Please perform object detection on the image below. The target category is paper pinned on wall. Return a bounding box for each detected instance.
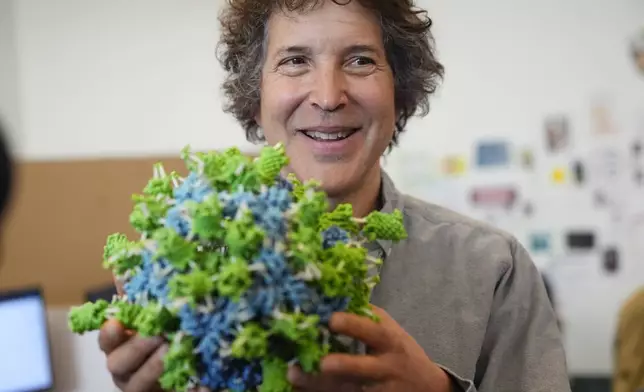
[529,232,552,254]
[545,115,570,153]
[602,247,619,274]
[593,189,609,207]
[520,148,535,170]
[587,146,626,206]
[631,139,644,186]
[475,141,510,168]
[440,155,467,176]
[551,166,567,184]
[635,169,644,186]
[571,160,585,185]
[470,186,517,209]
[630,27,644,75]
[590,96,617,135]
[523,201,535,217]
[631,139,642,158]
[565,230,596,251]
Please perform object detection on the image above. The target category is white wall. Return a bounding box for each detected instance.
[385,0,644,377]
[0,0,21,144]
[1,0,643,388]
[10,0,257,161]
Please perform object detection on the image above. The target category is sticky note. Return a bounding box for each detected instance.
[441,156,467,176]
[551,167,566,184]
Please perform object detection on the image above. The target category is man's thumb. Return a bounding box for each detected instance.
[98,318,127,354]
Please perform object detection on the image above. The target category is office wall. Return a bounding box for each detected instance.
[0,0,21,140]
[0,156,190,305]
[0,0,642,390]
[384,0,644,377]
[10,0,257,161]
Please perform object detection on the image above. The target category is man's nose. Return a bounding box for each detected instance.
[308,66,348,112]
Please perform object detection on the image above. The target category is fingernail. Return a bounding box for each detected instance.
[104,319,120,336]
[287,365,302,384]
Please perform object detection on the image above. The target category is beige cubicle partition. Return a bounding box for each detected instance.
[0,155,191,306]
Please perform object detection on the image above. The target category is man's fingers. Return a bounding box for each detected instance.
[98,319,129,354]
[124,344,168,392]
[369,305,394,323]
[320,353,392,381]
[329,312,391,351]
[106,335,165,379]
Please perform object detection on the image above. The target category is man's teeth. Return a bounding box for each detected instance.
[304,130,354,140]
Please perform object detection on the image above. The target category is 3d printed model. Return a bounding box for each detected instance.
[68,143,407,392]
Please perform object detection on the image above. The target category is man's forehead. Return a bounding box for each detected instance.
[267,1,379,32]
[265,3,383,53]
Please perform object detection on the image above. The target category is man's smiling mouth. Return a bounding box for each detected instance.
[298,127,360,142]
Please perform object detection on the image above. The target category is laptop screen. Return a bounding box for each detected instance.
[0,288,53,392]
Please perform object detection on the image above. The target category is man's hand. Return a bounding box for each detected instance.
[287,305,452,392]
[98,319,168,392]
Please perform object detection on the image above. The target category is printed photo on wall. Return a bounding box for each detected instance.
[590,96,617,135]
[529,232,551,254]
[470,186,517,209]
[602,247,619,274]
[520,148,535,170]
[565,230,596,252]
[631,27,644,75]
[475,141,510,168]
[571,160,585,185]
[544,115,570,153]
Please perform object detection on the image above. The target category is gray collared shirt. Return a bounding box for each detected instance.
[368,171,571,392]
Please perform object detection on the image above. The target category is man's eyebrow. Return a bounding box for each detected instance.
[273,45,312,57]
[343,44,380,56]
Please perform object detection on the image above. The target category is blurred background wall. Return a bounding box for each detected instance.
[0,0,642,391]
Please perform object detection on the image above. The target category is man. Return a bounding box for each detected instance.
[613,287,644,392]
[99,1,571,391]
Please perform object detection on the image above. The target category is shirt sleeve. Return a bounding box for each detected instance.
[440,365,476,391]
[443,237,571,392]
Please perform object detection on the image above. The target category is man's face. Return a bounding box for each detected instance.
[257,0,396,197]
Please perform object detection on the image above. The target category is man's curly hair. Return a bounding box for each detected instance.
[217,0,444,149]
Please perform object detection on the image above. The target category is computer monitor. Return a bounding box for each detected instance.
[0,287,54,392]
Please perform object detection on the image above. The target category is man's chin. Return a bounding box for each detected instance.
[291,167,350,193]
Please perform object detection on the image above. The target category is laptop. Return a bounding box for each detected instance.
[0,287,54,392]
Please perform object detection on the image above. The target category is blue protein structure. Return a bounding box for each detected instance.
[68,143,407,392]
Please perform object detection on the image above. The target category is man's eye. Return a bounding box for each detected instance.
[281,57,307,66]
[349,56,376,67]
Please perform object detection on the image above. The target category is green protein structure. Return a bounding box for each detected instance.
[67,143,407,392]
